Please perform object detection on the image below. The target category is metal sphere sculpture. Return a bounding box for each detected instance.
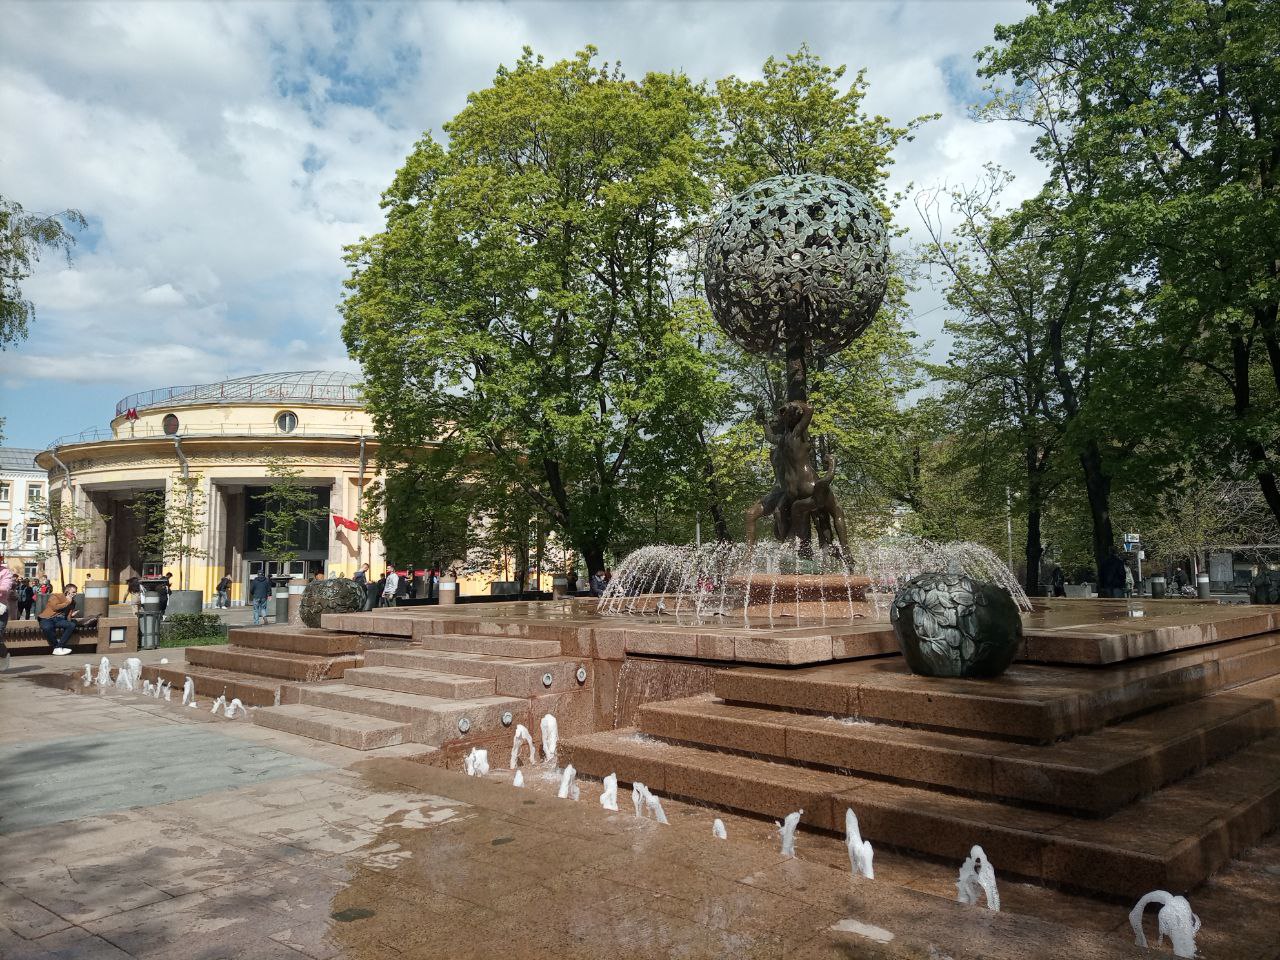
[703,174,890,552]
[298,577,366,628]
[704,173,890,361]
[889,572,1024,678]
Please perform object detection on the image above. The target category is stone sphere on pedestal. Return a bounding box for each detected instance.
[299,577,366,628]
[703,173,890,357]
[1249,569,1280,605]
[889,571,1023,679]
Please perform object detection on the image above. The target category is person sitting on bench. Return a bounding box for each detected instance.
[37,584,80,655]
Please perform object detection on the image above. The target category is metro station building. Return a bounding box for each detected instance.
[34,372,387,605]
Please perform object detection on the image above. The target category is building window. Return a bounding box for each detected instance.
[23,562,37,578]
[0,524,7,544]
[25,524,40,544]
[27,483,42,503]
[162,413,180,435]
[0,481,9,502]
[275,411,298,434]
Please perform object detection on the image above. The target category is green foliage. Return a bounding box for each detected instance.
[360,446,472,569]
[258,459,328,566]
[0,196,86,348]
[30,494,101,590]
[159,613,227,647]
[131,476,208,589]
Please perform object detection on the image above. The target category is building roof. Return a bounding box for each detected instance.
[115,370,363,416]
[0,448,43,473]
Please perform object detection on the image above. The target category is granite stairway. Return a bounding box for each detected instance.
[563,630,1280,898]
[251,633,592,751]
[141,626,363,707]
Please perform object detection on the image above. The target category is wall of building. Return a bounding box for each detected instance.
[0,449,47,578]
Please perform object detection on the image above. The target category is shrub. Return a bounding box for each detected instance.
[160,613,227,647]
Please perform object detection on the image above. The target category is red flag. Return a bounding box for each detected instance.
[331,514,360,532]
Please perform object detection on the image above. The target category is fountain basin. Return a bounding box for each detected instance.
[729,573,870,605]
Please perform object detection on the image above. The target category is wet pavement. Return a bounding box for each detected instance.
[2,652,1279,959]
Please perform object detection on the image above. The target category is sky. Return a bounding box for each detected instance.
[0,0,1044,451]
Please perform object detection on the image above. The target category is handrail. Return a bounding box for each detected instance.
[114,378,363,416]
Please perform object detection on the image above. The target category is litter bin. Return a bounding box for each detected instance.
[271,576,291,624]
[1150,576,1166,599]
[1196,573,1211,599]
[137,590,162,650]
[439,573,457,606]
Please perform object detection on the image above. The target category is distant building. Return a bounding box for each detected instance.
[0,447,46,579]
[33,372,387,605]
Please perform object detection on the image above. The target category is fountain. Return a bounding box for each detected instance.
[114,663,133,691]
[464,748,489,777]
[510,724,536,769]
[599,773,619,811]
[224,697,245,719]
[539,714,558,763]
[210,694,226,716]
[776,810,803,857]
[845,808,874,880]
[95,656,111,689]
[630,782,668,823]
[512,769,524,788]
[956,845,999,911]
[1130,891,1200,958]
[125,657,142,687]
[181,677,195,706]
[556,764,578,800]
[712,819,727,840]
[82,664,93,687]
[142,680,154,696]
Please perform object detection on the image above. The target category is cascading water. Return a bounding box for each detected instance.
[599,534,1031,624]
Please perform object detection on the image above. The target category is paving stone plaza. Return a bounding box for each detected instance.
[3,592,1280,959]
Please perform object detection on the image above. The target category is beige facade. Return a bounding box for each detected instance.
[0,447,46,578]
[34,372,386,604]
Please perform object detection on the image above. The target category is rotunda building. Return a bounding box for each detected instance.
[34,371,386,605]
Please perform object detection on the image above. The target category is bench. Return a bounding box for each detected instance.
[3,615,138,654]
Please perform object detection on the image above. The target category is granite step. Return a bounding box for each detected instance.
[562,727,1280,898]
[640,671,1280,814]
[139,663,299,707]
[342,665,496,699]
[298,683,525,745]
[412,633,563,659]
[364,648,589,697]
[252,703,410,750]
[227,626,363,656]
[185,644,361,682]
[715,632,1280,743]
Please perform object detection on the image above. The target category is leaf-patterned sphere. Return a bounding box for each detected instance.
[890,571,1023,678]
[703,174,890,358]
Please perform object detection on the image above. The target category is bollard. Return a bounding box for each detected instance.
[273,583,290,624]
[1196,573,1211,600]
[439,574,457,606]
[1150,576,1167,600]
[83,580,110,617]
[552,576,568,600]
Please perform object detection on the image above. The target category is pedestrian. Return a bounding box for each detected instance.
[1100,548,1127,599]
[1124,563,1135,598]
[354,563,369,588]
[216,572,232,609]
[37,583,80,654]
[1051,565,1066,598]
[0,556,16,671]
[249,570,272,625]
[158,572,173,619]
[369,572,384,611]
[125,575,142,614]
[589,570,607,596]
[39,575,51,594]
[19,578,36,619]
[381,568,399,607]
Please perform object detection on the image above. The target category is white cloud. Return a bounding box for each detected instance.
[0,0,1044,448]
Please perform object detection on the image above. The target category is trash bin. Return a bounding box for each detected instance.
[1150,576,1166,599]
[439,573,457,606]
[1196,573,1211,599]
[137,592,162,650]
[271,576,291,624]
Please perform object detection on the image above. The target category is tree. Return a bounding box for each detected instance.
[343,48,723,574]
[31,495,100,591]
[1,196,86,348]
[358,447,472,576]
[980,0,1280,529]
[257,460,328,569]
[129,477,209,589]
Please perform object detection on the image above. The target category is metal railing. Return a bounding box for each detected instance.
[115,377,363,416]
[46,422,375,450]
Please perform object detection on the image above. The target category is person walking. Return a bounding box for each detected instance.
[216,573,232,609]
[0,557,16,671]
[158,572,173,619]
[1051,565,1066,598]
[381,568,399,608]
[354,563,369,588]
[19,578,36,619]
[37,583,80,654]
[249,571,271,625]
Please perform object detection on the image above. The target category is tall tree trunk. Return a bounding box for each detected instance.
[1024,507,1043,597]
[1080,440,1114,576]
[582,545,606,580]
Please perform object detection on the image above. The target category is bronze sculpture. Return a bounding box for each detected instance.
[704,174,889,552]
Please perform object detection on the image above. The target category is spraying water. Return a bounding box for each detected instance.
[224,698,245,719]
[956,845,999,911]
[712,819,727,840]
[82,664,93,687]
[210,694,226,716]
[513,769,524,788]
[600,773,619,811]
[463,748,490,777]
[540,714,559,763]
[557,764,578,800]
[181,677,195,707]
[95,657,111,688]
[125,658,142,687]
[600,534,1030,623]
[510,724,536,769]
[845,808,874,880]
[776,810,803,857]
[1130,891,1200,958]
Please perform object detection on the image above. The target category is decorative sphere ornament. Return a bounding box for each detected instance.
[298,577,366,628]
[890,572,1023,678]
[703,173,890,358]
[1249,569,1280,605]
